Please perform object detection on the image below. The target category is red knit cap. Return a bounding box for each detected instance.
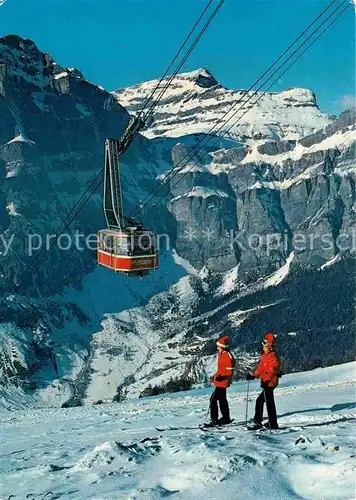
[263,332,275,345]
[216,335,229,349]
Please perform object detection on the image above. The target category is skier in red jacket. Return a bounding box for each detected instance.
[205,335,235,427]
[246,332,281,430]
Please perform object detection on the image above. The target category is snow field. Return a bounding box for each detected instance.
[0,363,355,499]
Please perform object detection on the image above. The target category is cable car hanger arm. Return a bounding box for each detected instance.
[116,116,145,157]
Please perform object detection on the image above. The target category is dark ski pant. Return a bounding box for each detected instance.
[254,386,278,428]
[210,387,230,422]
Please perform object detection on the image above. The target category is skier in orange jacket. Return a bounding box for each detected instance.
[246,332,281,430]
[205,335,235,427]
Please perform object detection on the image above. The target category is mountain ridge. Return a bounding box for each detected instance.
[114,67,331,140]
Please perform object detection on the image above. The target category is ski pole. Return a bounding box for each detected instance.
[245,380,250,426]
[204,388,215,424]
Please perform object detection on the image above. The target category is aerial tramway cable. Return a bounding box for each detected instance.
[37,0,351,307]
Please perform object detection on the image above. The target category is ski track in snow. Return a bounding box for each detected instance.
[0,363,355,500]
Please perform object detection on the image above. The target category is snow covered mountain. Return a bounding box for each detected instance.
[0,35,171,404]
[0,35,354,408]
[114,68,331,140]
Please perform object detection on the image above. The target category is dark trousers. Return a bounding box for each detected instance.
[210,387,230,422]
[254,387,278,428]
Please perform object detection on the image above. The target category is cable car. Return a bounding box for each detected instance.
[97,120,158,276]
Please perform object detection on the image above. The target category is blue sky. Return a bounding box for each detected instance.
[1,0,355,113]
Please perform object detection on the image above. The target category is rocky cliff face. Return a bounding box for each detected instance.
[0,36,354,408]
[0,35,168,297]
[0,35,124,298]
[228,109,355,277]
[0,35,168,405]
[160,108,355,277]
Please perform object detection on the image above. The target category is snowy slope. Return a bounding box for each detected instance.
[114,68,331,141]
[0,362,355,500]
[57,252,352,405]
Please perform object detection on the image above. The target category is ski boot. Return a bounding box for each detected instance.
[217,417,234,426]
[263,422,279,430]
[202,420,218,428]
[247,422,263,431]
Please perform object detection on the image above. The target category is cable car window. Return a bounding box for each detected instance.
[103,235,114,252]
[133,234,153,255]
[116,236,130,256]
[99,232,106,251]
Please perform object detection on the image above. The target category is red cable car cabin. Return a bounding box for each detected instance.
[97,229,158,274]
[97,129,158,276]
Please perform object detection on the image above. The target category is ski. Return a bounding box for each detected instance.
[155,420,244,432]
[155,425,202,432]
[200,424,240,432]
[199,419,248,431]
[246,416,355,433]
[200,418,235,429]
[247,426,287,432]
[155,416,355,434]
